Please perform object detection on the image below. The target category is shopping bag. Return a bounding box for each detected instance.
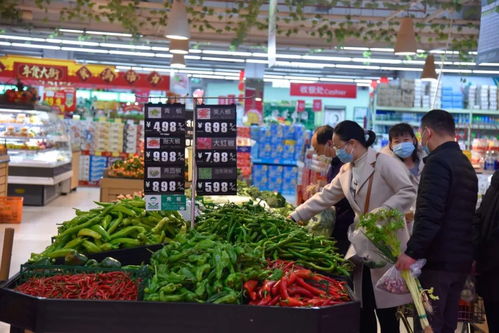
[460,275,477,303]
[304,208,335,237]
[347,223,388,268]
[376,259,426,294]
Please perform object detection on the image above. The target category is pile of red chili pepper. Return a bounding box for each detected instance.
[15,271,138,301]
[244,260,350,307]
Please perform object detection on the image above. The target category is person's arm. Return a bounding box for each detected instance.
[405,159,450,259]
[290,172,346,222]
[377,155,417,214]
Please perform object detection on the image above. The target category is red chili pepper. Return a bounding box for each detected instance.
[294,269,313,279]
[259,280,275,298]
[243,280,259,301]
[280,297,305,307]
[271,280,281,296]
[268,295,280,306]
[287,285,314,298]
[280,277,289,299]
[296,277,326,296]
[287,272,297,285]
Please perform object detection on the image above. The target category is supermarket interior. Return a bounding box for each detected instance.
[0,0,498,332]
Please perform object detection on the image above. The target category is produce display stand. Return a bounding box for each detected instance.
[0,154,8,196]
[99,176,143,202]
[70,150,80,191]
[0,276,360,333]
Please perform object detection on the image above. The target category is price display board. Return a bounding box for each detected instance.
[195,105,237,195]
[144,103,186,210]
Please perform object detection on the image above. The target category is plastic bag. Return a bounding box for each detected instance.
[460,275,476,303]
[376,259,426,294]
[304,208,335,237]
[348,224,388,268]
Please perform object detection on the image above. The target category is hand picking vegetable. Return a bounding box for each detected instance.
[244,260,350,307]
[196,202,350,276]
[144,231,267,304]
[30,197,187,261]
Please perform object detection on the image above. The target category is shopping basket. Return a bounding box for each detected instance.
[0,196,23,223]
[457,297,486,326]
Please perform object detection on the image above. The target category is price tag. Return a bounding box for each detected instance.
[195,104,237,196]
[144,103,186,205]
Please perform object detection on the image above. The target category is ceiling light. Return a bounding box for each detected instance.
[341,46,370,51]
[473,69,499,74]
[439,69,473,73]
[47,39,99,46]
[59,29,133,37]
[302,55,352,62]
[370,48,395,52]
[429,50,459,55]
[319,78,354,82]
[352,58,402,64]
[252,52,268,57]
[165,0,190,40]
[171,54,186,68]
[479,62,499,66]
[247,59,268,64]
[357,83,371,87]
[184,55,201,60]
[276,54,302,59]
[141,67,171,73]
[202,57,245,63]
[203,50,252,57]
[100,43,151,50]
[11,43,60,50]
[453,62,476,66]
[468,51,478,55]
[116,66,132,70]
[403,60,425,65]
[421,54,438,81]
[336,64,380,70]
[0,35,45,42]
[394,17,417,55]
[285,76,319,81]
[169,39,189,54]
[155,53,173,58]
[151,46,170,51]
[188,49,202,53]
[109,50,155,57]
[379,66,423,71]
[61,46,109,53]
[0,41,11,46]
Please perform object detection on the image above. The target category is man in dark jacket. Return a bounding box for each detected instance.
[311,125,355,256]
[396,110,478,333]
[473,170,499,333]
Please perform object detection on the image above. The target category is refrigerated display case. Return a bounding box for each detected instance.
[0,104,72,205]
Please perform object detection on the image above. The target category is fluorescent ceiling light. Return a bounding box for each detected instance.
[62,47,109,53]
[202,57,245,63]
[370,48,395,52]
[151,46,170,51]
[417,49,426,53]
[276,61,324,68]
[252,52,268,57]
[202,50,252,57]
[11,43,60,50]
[402,60,425,65]
[479,63,499,66]
[247,59,268,64]
[354,79,373,83]
[276,54,302,59]
[47,39,99,46]
[357,83,371,87]
[0,41,11,46]
[319,78,354,82]
[469,51,478,55]
[439,69,472,73]
[302,55,351,62]
[453,62,476,66]
[0,35,45,42]
[435,61,454,65]
[285,76,319,81]
[189,49,202,53]
[352,58,402,64]
[58,29,84,33]
[184,55,201,60]
[100,43,151,50]
[59,29,133,37]
[109,50,154,57]
[430,50,459,55]
[341,46,369,51]
[264,75,286,79]
[116,66,132,70]
[473,70,499,74]
[336,64,380,70]
[379,66,423,71]
[141,67,171,73]
[155,53,173,58]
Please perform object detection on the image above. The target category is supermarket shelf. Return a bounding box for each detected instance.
[80,150,134,158]
[9,170,72,185]
[1,135,68,141]
[8,159,71,168]
[0,122,50,127]
[468,109,499,115]
[7,147,58,153]
[252,158,299,166]
[373,120,420,127]
[470,126,499,130]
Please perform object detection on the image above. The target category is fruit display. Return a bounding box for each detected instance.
[107,155,144,179]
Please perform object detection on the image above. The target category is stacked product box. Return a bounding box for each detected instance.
[440,87,464,109]
[124,122,139,154]
[490,86,498,110]
[478,85,489,110]
[281,166,299,195]
[413,80,423,108]
[252,164,269,191]
[79,155,108,182]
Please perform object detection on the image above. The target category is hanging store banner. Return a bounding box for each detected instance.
[312,99,323,112]
[144,103,187,210]
[195,104,238,196]
[296,100,306,113]
[290,83,357,98]
[43,86,76,113]
[0,55,169,92]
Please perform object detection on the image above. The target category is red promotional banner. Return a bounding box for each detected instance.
[296,100,306,113]
[14,62,68,82]
[43,87,76,113]
[312,99,322,112]
[290,83,357,98]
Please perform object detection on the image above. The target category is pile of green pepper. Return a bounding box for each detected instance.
[144,231,267,304]
[31,197,187,261]
[195,202,350,276]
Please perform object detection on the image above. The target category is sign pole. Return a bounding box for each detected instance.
[190,102,197,229]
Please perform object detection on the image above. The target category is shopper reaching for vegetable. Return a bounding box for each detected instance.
[289,120,416,333]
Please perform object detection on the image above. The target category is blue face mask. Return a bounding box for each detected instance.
[421,129,431,155]
[392,142,416,159]
[336,145,354,163]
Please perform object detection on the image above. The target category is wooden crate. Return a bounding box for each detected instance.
[71,151,81,190]
[0,160,8,197]
[99,177,143,202]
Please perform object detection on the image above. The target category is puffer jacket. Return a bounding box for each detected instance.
[406,142,478,273]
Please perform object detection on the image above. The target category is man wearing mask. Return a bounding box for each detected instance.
[396,110,478,333]
[311,125,355,255]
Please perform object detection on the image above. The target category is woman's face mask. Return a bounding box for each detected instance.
[392,141,416,159]
[335,142,355,163]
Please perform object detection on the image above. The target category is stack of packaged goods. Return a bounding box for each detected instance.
[124,121,144,155]
[471,138,499,170]
[440,87,464,109]
[467,85,499,110]
[237,127,252,179]
[250,124,306,195]
[79,154,108,183]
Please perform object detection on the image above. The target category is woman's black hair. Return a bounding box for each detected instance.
[388,123,419,162]
[333,120,376,148]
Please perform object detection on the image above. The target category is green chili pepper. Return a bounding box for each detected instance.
[109,238,141,247]
[109,226,145,240]
[107,212,123,234]
[77,228,102,240]
[82,240,101,253]
[90,225,110,241]
[47,248,77,258]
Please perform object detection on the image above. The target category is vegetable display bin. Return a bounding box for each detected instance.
[99,177,143,202]
[0,273,360,333]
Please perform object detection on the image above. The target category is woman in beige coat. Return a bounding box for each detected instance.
[290,121,416,333]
